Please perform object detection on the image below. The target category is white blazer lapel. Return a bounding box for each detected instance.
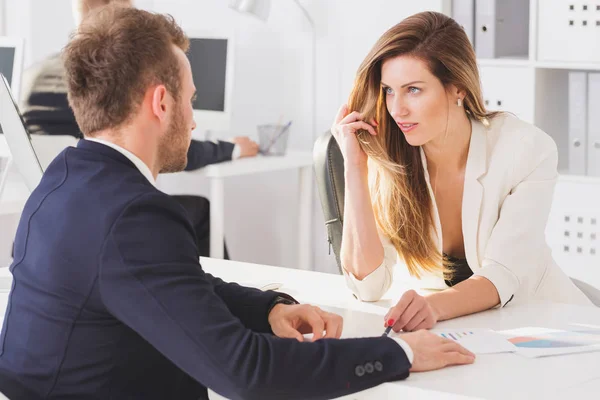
[462,120,487,269]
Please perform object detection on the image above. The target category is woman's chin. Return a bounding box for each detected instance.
[403,134,427,147]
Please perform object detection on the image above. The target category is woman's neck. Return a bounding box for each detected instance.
[422,113,472,174]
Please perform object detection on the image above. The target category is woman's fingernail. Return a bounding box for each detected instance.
[387,319,395,327]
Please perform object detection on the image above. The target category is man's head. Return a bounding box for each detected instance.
[64,5,197,173]
[72,0,133,26]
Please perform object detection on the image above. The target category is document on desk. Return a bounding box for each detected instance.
[498,327,600,358]
[392,329,517,355]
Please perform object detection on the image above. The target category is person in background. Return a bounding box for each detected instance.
[332,11,590,334]
[18,0,259,258]
[0,6,474,399]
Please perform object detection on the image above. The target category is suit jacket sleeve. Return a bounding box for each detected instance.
[203,272,296,333]
[99,192,411,400]
[185,139,235,171]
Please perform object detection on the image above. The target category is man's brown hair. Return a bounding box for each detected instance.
[75,0,133,21]
[64,5,189,136]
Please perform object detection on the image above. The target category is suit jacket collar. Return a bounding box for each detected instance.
[77,139,138,171]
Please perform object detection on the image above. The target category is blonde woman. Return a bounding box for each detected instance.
[331,11,590,333]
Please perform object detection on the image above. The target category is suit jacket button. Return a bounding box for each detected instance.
[364,362,374,374]
[374,361,383,372]
[355,365,366,377]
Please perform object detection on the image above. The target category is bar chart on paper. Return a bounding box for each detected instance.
[394,329,517,355]
[439,331,475,341]
[434,329,517,354]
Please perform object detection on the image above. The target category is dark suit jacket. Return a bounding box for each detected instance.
[0,140,411,400]
[18,54,234,171]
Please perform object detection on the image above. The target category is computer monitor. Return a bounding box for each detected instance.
[0,36,25,101]
[0,73,43,192]
[186,30,234,137]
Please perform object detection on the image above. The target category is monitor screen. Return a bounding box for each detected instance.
[187,38,228,112]
[0,46,15,89]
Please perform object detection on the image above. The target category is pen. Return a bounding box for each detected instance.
[262,121,292,154]
[382,319,394,337]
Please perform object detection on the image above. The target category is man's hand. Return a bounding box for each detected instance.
[385,290,439,332]
[401,330,475,372]
[231,136,259,158]
[268,304,343,342]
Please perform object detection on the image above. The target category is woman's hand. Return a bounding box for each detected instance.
[330,104,377,168]
[385,290,439,332]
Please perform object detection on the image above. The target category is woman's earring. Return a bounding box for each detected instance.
[457,98,462,107]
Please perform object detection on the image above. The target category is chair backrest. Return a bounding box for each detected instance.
[571,278,600,307]
[546,175,600,293]
[313,130,345,273]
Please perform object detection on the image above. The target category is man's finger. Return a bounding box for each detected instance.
[442,342,475,358]
[322,313,342,339]
[443,351,476,367]
[305,309,325,341]
[336,316,344,338]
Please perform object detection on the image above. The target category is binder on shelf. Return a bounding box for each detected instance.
[568,72,587,175]
[475,0,530,59]
[451,0,475,46]
[588,73,600,177]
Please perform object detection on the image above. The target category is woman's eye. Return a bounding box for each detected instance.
[408,86,421,94]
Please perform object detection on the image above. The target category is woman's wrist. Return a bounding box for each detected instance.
[344,160,368,179]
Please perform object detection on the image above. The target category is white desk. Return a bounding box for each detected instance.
[200,257,600,400]
[159,151,314,270]
[0,260,599,399]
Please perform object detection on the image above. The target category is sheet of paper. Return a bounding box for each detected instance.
[392,328,517,355]
[498,327,600,358]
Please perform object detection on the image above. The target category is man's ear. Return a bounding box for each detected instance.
[150,85,169,123]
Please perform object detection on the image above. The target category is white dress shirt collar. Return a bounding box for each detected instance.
[86,138,156,187]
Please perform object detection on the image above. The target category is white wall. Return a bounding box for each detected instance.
[1,0,449,273]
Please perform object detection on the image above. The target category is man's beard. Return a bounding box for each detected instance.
[158,103,189,174]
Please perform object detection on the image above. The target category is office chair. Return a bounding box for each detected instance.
[313,130,345,274]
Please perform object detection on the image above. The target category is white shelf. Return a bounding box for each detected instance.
[477,58,600,72]
[534,61,600,72]
[478,57,532,68]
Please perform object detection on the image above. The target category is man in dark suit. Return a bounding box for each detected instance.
[17,0,258,258]
[0,5,474,400]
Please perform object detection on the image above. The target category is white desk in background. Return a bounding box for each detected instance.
[158,151,314,270]
[0,135,78,217]
[0,173,28,217]
[199,257,600,400]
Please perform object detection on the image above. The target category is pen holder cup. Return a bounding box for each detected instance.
[258,124,290,156]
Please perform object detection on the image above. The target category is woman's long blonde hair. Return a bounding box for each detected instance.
[348,11,498,277]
